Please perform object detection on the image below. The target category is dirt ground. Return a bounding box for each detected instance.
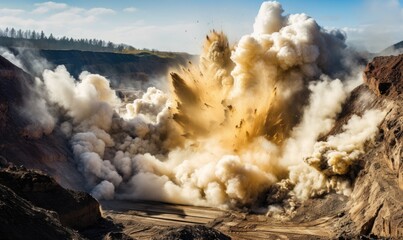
[100,198,347,240]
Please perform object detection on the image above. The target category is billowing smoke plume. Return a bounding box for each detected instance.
[39,1,385,209]
[43,66,120,129]
[18,81,56,139]
[288,109,385,200]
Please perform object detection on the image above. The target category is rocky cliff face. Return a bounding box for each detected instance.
[0,165,101,229]
[329,54,403,238]
[364,55,402,98]
[348,54,403,238]
[0,164,101,239]
[276,55,403,239]
[0,183,85,240]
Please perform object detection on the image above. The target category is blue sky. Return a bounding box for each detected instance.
[0,0,401,53]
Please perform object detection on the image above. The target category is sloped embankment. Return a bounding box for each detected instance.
[323,54,403,238]
[347,54,403,238]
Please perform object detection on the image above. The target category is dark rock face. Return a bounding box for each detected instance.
[0,184,84,240]
[0,166,102,229]
[79,216,132,240]
[364,55,403,98]
[0,55,34,139]
[152,225,231,240]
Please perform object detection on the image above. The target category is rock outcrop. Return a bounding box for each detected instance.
[287,54,402,239]
[0,163,103,239]
[0,183,84,240]
[335,54,403,238]
[152,225,231,240]
[0,166,102,229]
[364,55,403,98]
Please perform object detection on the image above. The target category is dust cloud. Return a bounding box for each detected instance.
[38,1,385,209]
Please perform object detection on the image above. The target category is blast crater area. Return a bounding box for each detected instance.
[0,1,402,240]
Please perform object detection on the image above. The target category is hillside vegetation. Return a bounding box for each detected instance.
[0,27,189,58]
[0,28,194,89]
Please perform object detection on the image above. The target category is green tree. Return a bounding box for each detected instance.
[16,29,23,38]
[31,30,37,39]
[10,28,16,38]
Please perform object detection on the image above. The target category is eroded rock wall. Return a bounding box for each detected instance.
[347,54,403,238]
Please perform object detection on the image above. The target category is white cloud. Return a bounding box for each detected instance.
[0,5,116,33]
[32,1,68,14]
[123,7,137,13]
[340,27,364,34]
[354,0,403,52]
[326,0,403,52]
[87,8,116,16]
[0,16,41,30]
[0,8,25,16]
[46,8,97,26]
